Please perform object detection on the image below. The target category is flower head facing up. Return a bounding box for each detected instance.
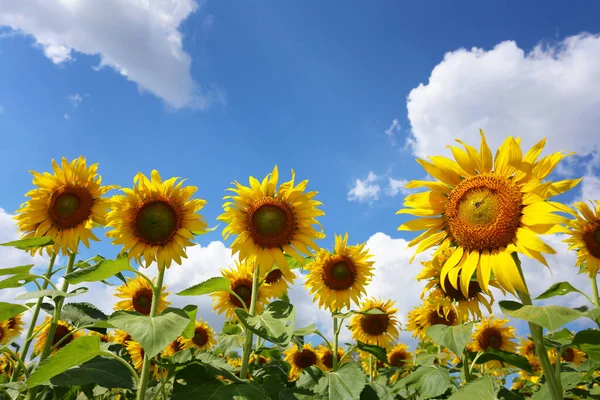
[350,298,400,347]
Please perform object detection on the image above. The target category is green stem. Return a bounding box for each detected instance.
[100,351,140,386]
[462,349,471,383]
[591,275,600,309]
[332,314,339,370]
[369,354,373,383]
[240,264,261,379]
[136,266,166,400]
[469,351,483,375]
[555,347,563,385]
[1,348,28,379]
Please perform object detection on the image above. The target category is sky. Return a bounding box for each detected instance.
[1,0,600,351]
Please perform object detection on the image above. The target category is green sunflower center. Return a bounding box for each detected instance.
[49,186,94,229]
[294,349,317,369]
[323,258,356,291]
[360,310,390,336]
[132,289,153,315]
[55,193,81,218]
[247,198,295,248]
[193,327,208,347]
[135,201,180,245]
[253,204,288,236]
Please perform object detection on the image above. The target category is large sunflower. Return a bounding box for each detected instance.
[549,347,587,366]
[15,157,115,255]
[388,343,413,369]
[218,166,325,275]
[34,317,82,355]
[406,300,459,340]
[397,132,579,295]
[180,320,216,352]
[162,337,184,357]
[471,315,517,353]
[565,201,600,277]
[305,233,374,311]
[106,170,208,269]
[212,262,268,320]
[517,337,536,357]
[114,275,170,316]
[259,265,296,300]
[283,343,323,381]
[316,345,345,371]
[350,298,400,347]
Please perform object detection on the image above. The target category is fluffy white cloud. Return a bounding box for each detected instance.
[67,93,83,108]
[384,119,401,146]
[386,177,409,197]
[579,173,600,203]
[0,208,51,271]
[0,0,212,109]
[406,33,600,159]
[348,171,381,203]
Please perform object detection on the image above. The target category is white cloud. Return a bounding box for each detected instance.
[67,93,83,108]
[579,173,600,203]
[0,208,51,270]
[406,33,600,159]
[384,119,401,146]
[348,171,381,203]
[63,113,70,120]
[0,0,214,109]
[386,177,409,197]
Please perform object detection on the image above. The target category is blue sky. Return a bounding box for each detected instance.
[1,1,600,348]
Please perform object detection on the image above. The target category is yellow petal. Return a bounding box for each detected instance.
[460,251,480,298]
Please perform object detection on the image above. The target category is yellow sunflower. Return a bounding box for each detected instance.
[162,337,184,357]
[305,233,374,311]
[315,345,345,371]
[34,317,82,355]
[517,337,536,357]
[15,157,115,255]
[397,131,579,295]
[350,298,400,347]
[218,166,325,275]
[283,343,323,381]
[406,300,459,340]
[549,347,587,366]
[5,314,25,340]
[113,330,132,345]
[388,343,413,368]
[249,355,270,365]
[180,320,216,352]
[0,322,10,345]
[125,340,165,380]
[359,350,385,380]
[88,330,113,343]
[259,265,296,300]
[471,315,517,353]
[565,201,600,277]
[106,170,208,269]
[212,262,268,320]
[114,275,170,316]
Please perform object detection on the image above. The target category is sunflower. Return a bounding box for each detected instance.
[565,201,600,277]
[350,298,400,347]
[397,131,579,295]
[316,345,345,371]
[305,233,374,311]
[218,166,325,275]
[0,354,14,378]
[406,300,459,340]
[15,157,115,255]
[113,330,132,345]
[388,343,413,368]
[88,330,113,343]
[5,314,25,340]
[517,337,536,357]
[33,317,82,355]
[260,265,296,300]
[114,275,170,315]
[212,262,268,320]
[471,315,517,353]
[283,343,323,381]
[106,170,208,269]
[0,322,9,345]
[180,320,216,352]
[125,340,165,380]
[359,350,386,380]
[162,337,184,357]
[249,355,270,365]
[549,347,587,366]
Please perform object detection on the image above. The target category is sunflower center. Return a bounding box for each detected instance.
[0,326,5,341]
[49,186,94,229]
[389,351,407,367]
[294,349,317,369]
[132,288,153,315]
[321,350,334,369]
[247,198,295,248]
[265,269,283,284]
[230,281,253,308]
[479,328,503,350]
[171,340,182,353]
[7,317,17,330]
[430,308,457,326]
[360,310,390,336]
[441,276,482,301]
[562,348,574,362]
[323,258,356,291]
[52,325,73,348]
[134,201,180,245]
[582,223,600,259]
[444,174,522,252]
[193,327,208,347]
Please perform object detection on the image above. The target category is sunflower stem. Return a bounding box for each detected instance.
[240,263,261,379]
[369,354,373,383]
[462,349,471,383]
[514,254,563,400]
[12,253,56,382]
[591,274,600,309]
[332,314,339,370]
[136,266,166,400]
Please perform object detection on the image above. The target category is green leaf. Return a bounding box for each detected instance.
[177,277,232,296]
[535,281,588,300]
[532,372,584,400]
[50,356,134,389]
[332,309,385,319]
[473,348,532,373]
[572,329,600,360]
[283,254,315,270]
[108,307,190,358]
[360,383,394,400]
[297,366,324,391]
[395,366,451,399]
[0,265,34,276]
[448,376,495,399]
[64,256,134,285]
[191,225,219,236]
[293,323,318,337]
[356,341,388,364]
[60,303,108,327]
[499,300,598,331]
[181,305,198,339]
[0,274,36,290]
[217,327,244,355]
[315,363,366,400]
[0,302,28,321]
[0,236,53,250]
[426,323,473,355]
[14,287,88,301]
[544,328,574,347]
[26,336,102,388]
[235,300,296,346]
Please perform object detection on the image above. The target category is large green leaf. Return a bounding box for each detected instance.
[181,305,198,339]
[0,237,53,250]
[333,309,385,319]
[26,336,102,388]
[217,322,244,355]
[293,323,318,337]
[108,308,190,358]
[235,301,295,346]
[14,287,88,301]
[64,256,134,284]
[544,328,574,347]
[532,372,584,400]
[356,341,388,364]
[499,301,598,331]
[0,265,34,276]
[177,277,233,296]
[50,356,134,389]
[297,366,324,392]
[572,329,600,360]
[0,274,37,290]
[395,366,452,399]
[0,302,27,321]
[474,348,532,373]
[60,303,108,327]
[360,382,394,400]
[448,376,495,399]
[315,363,366,400]
[535,282,588,300]
[426,323,473,355]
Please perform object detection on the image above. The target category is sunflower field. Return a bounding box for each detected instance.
[2,132,600,400]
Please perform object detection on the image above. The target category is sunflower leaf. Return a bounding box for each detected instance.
[572,329,600,360]
[0,274,37,290]
[394,366,452,398]
[235,301,296,346]
[65,256,134,285]
[332,309,385,319]
[60,302,108,328]
[50,356,135,389]
[0,265,34,276]
[181,305,198,339]
[448,376,495,400]
[535,282,588,300]
[0,302,28,321]
[499,301,599,331]
[191,225,219,236]
[426,323,473,356]
[0,236,53,251]
[293,323,318,337]
[315,363,366,400]
[177,277,233,297]
[356,341,388,364]
[473,348,532,373]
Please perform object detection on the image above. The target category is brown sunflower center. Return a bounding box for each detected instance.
[193,327,209,347]
[49,186,94,229]
[562,348,574,362]
[230,280,253,308]
[294,349,317,369]
[360,310,390,336]
[389,350,408,367]
[429,308,457,326]
[6,317,18,330]
[478,327,503,350]
[246,198,295,248]
[444,174,522,252]
[52,324,73,348]
[132,288,153,315]
[0,326,5,341]
[323,257,356,291]
[134,200,180,245]
[583,223,600,259]
[265,269,283,284]
[321,350,334,369]
[441,276,482,301]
